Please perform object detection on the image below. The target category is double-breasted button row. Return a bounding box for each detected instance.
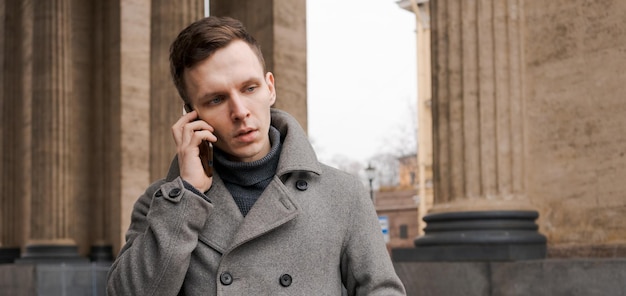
[219,272,292,287]
[295,180,308,191]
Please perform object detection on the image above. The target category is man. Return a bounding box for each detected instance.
[107,16,406,295]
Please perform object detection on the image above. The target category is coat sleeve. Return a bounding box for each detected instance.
[340,183,407,296]
[106,176,213,296]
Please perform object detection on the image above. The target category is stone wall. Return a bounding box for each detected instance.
[420,0,626,258]
[394,259,626,296]
[523,0,626,255]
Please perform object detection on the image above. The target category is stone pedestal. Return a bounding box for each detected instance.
[0,247,21,264]
[394,210,546,261]
[89,243,114,263]
[394,259,626,296]
[16,240,87,264]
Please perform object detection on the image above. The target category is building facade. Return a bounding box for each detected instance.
[0,0,307,262]
[374,154,426,251]
[399,0,626,259]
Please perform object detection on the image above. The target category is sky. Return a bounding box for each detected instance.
[306,0,418,166]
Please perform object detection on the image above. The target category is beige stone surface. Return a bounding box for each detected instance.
[149,0,204,180]
[117,0,152,253]
[426,0,626,254]
[523,0,626,249]
[429,0,530,212]
[30,0,75,242]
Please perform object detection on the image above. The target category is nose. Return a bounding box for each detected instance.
[230,93,250,121]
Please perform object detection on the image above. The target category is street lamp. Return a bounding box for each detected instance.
[364,163,376,201]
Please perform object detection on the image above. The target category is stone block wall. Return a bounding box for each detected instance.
[523,0,626,255]
[394,259,626,296]
[0,263,110,296]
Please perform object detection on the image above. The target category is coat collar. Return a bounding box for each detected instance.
[270,108,322,177]
[164,108,321,253]
[227,176,300,252]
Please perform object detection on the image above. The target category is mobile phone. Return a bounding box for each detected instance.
[183,104,213,177]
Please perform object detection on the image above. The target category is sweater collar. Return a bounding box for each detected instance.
[213,126,281,186]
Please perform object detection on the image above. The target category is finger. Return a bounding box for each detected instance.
[185,119,214,133]
[181,120,215,147]
[190,130,218,145]
[172,110,199,144]
[180,121,204,148]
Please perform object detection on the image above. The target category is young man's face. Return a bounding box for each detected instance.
[183,40,276,162]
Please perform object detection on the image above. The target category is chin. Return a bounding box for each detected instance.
[231,146,263,162]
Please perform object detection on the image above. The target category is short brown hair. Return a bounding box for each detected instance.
[169,16,266,103]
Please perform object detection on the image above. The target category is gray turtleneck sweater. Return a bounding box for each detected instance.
[212,126,282,216]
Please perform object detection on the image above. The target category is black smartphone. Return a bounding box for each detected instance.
[184,104,213,177]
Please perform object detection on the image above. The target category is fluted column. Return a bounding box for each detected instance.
[3,0,35,260]
[396,0,546,261]
[430,0,530,212]
[150,0,204,180]
[17,0,85,262]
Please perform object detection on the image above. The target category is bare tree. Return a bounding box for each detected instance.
[368,153,400,188]
[366,99,418,188]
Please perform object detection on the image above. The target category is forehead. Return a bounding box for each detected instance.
[183,40,265,94]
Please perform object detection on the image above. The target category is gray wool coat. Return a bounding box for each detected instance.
[107,109,406,296]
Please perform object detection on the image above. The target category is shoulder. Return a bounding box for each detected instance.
[317,163,369,199]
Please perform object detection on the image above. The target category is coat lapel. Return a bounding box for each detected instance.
[227,176,300,252]
[197,174,244,254]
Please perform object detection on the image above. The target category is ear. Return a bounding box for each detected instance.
[265,72,276,105]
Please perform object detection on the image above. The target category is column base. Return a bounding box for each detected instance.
[0,247,21,264]
[393,210,547,261]
[89,244,114,263]
[15,241,88,264]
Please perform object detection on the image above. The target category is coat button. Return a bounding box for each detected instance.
[279,274,292,287]
[169,188,181,198]
[155,190,163,197]
[220,272,233,285]
[295,180,308,191]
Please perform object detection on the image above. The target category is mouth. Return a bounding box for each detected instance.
[234,128,258,142]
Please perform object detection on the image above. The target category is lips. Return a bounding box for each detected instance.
[234,128,258,143]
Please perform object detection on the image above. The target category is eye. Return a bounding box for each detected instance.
[244,85,257,93]
[208,96,224,106]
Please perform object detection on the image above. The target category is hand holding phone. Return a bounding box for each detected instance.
[172,105,216,192]
[183,104,213,178]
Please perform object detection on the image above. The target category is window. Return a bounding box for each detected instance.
[399,224,408,239]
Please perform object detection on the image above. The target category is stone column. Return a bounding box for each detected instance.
[17,0,86,263]
[209,0,308,132]
[150,0,204,180]
[1,0,34,264]
[397,0,546,261]
[107,0,152,256]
